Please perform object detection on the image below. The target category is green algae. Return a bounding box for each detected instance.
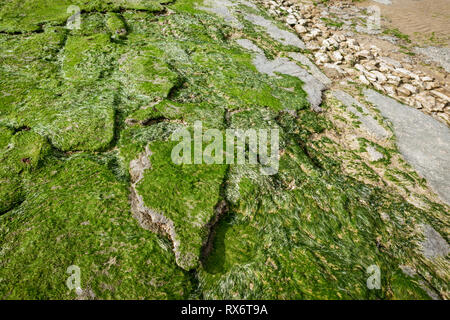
[0,126,13,149]
[0,129,50,215]
[0,29,66,124]
[118,122,185,173]
[0,0,169,33]
[0,174,22,214]
[196,102,447,299]
[0,127,24,213]
[118,47,180,101]
[62,34,117,82]
[0,0,74,33]
[137,140,228,270]
[128,100,226,129]
[126,105,165,125]
[199,143,440,299]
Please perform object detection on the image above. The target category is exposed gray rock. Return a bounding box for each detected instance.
[378,35,398,44]
[415,46,450,73]
[332,90,390,140]
[198,0,257,30]
[235,38,264,54]
[356,25,382,35]
[378,56,402,68]
[364,89,450,205]
[421,224,450,260]
[244,13,306,49]
[237,39,325,111]
[198,0,243,29]
[288,52,332,86]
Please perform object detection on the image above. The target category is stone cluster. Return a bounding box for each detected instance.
[258,0,450,125]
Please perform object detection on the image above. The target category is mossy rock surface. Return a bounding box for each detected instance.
[137,140,228,270]
[0,0,168,32]
[0,157,192,299]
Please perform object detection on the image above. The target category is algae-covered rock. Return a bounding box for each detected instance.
[0,0,448,300]
[135,140,228,270]
[0,157,192,299]
[0,127,24,213]
[0,0,74,33]
[62,34,116,82]
[0,29,66,125]
[198,120,439,299]
[1,29,117,152]
[119,46,180,102]
[0,174,22,214]
[126,100,226,129]
[46,87,117,152]
[0,0,169,33]
[0,126,13,149]
[106,13,127,40]
[0,130,51,174]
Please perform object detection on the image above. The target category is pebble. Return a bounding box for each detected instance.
[294,24,307,34]
[315,52,329,64]
[359,74,370,85]
[372,71,387,84]
[430,90,450,103]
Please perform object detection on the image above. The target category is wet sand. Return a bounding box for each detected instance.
[361,0,450,46]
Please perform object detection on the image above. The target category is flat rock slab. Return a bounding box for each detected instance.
[199,0,305,49]
[288,52,332,87]
[332,90,390,140]
[421,224,450,260]
[364,89,450,205]
[244,13,306,49]
[199,0,245,29]
[198,0,258,30]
